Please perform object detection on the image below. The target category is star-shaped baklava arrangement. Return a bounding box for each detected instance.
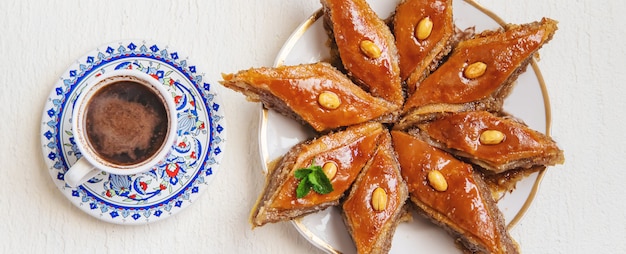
[220,0,564,253]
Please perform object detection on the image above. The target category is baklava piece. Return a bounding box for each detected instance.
[392,130,520,254]
[393,0,455,94]
[321,0,404,107]
[411,111,565,174]
[250,122,385,227]
[342,130,408,254]
[220,62,398,132]
[398,18,558,128]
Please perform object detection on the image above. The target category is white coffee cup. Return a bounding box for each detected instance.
[66,69,178,187]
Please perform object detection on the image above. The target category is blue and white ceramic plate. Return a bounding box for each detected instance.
[41,40,226,225]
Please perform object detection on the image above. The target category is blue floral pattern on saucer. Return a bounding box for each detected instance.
[40,40,226,224]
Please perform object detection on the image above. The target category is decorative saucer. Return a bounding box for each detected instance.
[40,40,226,225]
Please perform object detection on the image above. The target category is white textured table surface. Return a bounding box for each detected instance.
[1,0,625,253]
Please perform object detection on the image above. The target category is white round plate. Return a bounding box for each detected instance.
[41,40,226,225]
[260,0,551,253]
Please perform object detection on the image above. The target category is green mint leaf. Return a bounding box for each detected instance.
[310,165,323,172]
[310,169,333,194]
[296,177,312,198]
[293,160,334,198]
[308,169,321,186]
[294,168,312,180]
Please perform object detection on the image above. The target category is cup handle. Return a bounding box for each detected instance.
[65,157,101,187]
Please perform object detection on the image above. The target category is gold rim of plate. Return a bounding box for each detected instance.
[260,0,552,252]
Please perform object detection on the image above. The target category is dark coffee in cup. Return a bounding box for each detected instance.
[84,78,169,166]
[66,70,177,187]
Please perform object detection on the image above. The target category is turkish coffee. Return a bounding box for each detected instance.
[84,79,169,166]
